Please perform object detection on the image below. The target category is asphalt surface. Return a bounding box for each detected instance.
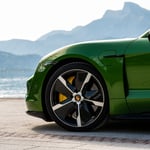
[1,98,150,150]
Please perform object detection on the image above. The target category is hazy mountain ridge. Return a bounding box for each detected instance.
[0,39,43,55]
[0,51,41,70]
[0,2,150,56]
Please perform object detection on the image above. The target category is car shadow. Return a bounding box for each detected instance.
[32,119,150,142]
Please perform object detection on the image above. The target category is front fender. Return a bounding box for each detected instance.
[97,55,129,115]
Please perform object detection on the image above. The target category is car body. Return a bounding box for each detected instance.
[26,30,150,131]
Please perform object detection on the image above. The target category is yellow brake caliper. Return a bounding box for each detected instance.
[59,76,75,102]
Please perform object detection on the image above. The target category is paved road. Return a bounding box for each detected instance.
[0,98,150,150]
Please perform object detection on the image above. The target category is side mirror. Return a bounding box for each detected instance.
[148,32,150,41]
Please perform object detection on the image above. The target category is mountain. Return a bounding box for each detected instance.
[0,51,41,70]
[0,39,43,55]
[0,2,150,56]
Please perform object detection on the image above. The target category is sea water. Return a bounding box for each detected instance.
[0,77,27,98]
[0,69,34,98]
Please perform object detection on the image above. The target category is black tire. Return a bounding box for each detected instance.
[45,62,108,131]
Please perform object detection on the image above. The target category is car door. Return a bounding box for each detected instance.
[125,36,150,113]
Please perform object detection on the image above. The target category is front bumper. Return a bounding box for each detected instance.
[26,73,53,122]
[26,111,50,121]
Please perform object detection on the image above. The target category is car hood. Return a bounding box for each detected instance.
[40,38,137,62]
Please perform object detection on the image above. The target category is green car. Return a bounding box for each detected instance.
[26,30,150,131]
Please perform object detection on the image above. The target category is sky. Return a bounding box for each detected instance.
[0,0,149,41]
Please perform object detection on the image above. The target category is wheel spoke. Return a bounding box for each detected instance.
[55,76,74,97]
[74,72,85,92]
[80,102,93,123]
[53,99,73,111]
[84,90,98,99]
[53,101,76,122]
[76,103,82,127]
[80,72,92,92]
[84,98,104,107]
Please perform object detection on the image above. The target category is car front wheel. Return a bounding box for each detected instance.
[45,62,108,131]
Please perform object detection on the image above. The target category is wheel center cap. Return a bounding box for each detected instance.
[75,95,81,101]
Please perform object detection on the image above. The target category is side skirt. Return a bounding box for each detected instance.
[111,113,150,120]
